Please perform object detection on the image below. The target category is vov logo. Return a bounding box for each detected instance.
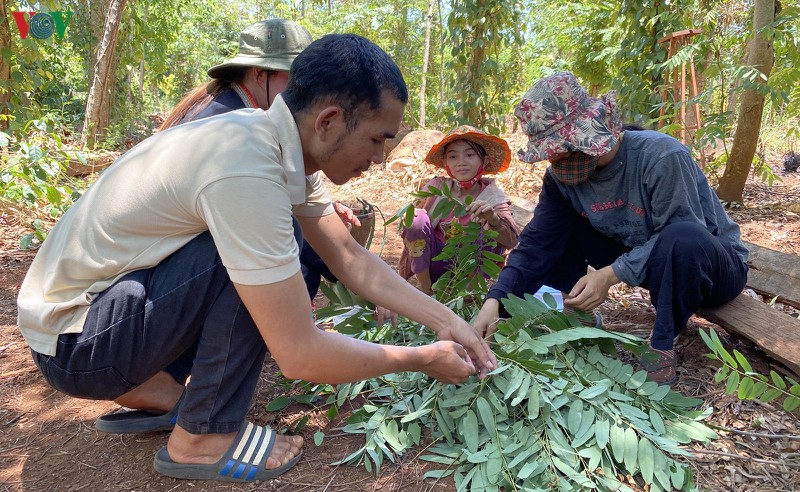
[11,11,73,40]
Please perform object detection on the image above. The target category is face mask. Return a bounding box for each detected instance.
[446,164,485,190]
[550,152,600,185]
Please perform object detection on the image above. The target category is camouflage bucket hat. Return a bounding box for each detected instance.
[424,125,511,174]
[207,19,312,78]
[514,71,622,163]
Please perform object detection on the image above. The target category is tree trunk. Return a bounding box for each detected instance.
[463,0,487,124]
[716,0,775,204]
[437,0,445,115]
[82,0,128,148]
[419,0,434,128]
[0,0,12,130]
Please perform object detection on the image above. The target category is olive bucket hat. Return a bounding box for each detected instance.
[424,125,511,174]
[207,19,313,79]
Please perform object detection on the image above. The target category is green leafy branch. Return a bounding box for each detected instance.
[264,186,722,490]
[699,328,800,413]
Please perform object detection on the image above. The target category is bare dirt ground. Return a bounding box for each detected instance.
[1,138,800,491]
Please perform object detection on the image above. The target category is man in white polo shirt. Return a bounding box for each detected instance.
[17,34,496,483]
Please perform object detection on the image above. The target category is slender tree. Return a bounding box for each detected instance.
[82,0,128,147]
[716,0,776,203]
[0,0,12,130]
[419,0,433,127]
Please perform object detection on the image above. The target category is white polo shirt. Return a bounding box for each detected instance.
[17,95,333,356]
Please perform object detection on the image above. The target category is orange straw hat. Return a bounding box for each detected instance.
[424,125,511,174]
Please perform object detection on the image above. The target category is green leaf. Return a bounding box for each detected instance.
[771,370,788,390]
[403,205,415,228]
[578,384,609,401]
[423,469,454,479]
[526,385,540,420]
[649,409,666,435]
[510,374,532,407]
[610,424,626,462]
[578,446,602,471]
[784,396,800,413]
[476,397,496,438]
[567,400,583,435]
[595,417,610,449]
[518,460,540,479]
[552,456,579,477]
[661,391,703,408]
[19,233,34,250]
[725,371,741,395]
[733,350,753,373]
[314,430,325,446]
[738,377,755,400]
[626,369,648,389]
[761,388,783,403]
[265,396,292,412]
[503,370,524,400]
[461,409,480,453]
[749,381,769,399]
[486,447,502,483]
[638,438,655,483]
[623,426,638,471]
[671,464,686,489]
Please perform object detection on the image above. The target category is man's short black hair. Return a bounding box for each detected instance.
[283,34,408,129]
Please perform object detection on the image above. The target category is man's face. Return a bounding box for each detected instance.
[315,92,405,185]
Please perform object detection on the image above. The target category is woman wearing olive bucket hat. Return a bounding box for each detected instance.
[159,19,358,306]
[472,72,748,385]
[398,126,521,294]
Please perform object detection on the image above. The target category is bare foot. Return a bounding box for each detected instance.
[167,425,304,470]
[113,370,184,414]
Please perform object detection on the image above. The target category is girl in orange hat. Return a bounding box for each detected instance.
[399,126,520,294]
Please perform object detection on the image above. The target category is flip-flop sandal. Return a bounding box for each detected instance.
[153,421,302,482]
[639,348,677,385]
[94,391,185,434]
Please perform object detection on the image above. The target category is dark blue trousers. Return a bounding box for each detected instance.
[300,242,337,299]
[32,231,279,435]
[541,220,747,351]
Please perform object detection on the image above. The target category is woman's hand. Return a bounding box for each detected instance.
[333,202,361,230]
[465,200,500,229]
[473,298,501,340]
[373,305,398,327]
[562,266,619,312]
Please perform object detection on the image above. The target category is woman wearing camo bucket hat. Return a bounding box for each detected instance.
[398,126,521,294]
[473,71,749,385]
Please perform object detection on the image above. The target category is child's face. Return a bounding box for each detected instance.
[444,140,485,181]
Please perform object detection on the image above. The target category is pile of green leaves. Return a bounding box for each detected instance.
[276,188,718,491]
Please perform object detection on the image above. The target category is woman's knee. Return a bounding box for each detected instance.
[654,222,712,255]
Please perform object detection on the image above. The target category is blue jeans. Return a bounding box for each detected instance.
[541,220,748,351]
[32,231,277,435]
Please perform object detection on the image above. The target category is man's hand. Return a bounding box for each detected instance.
[436,317,497,379]
[333,202,361,230]
[563,266,619,312]
[473,298,501,340]
[416,341,483,383]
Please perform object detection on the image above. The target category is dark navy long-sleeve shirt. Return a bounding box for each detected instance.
[487,130,748,302]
